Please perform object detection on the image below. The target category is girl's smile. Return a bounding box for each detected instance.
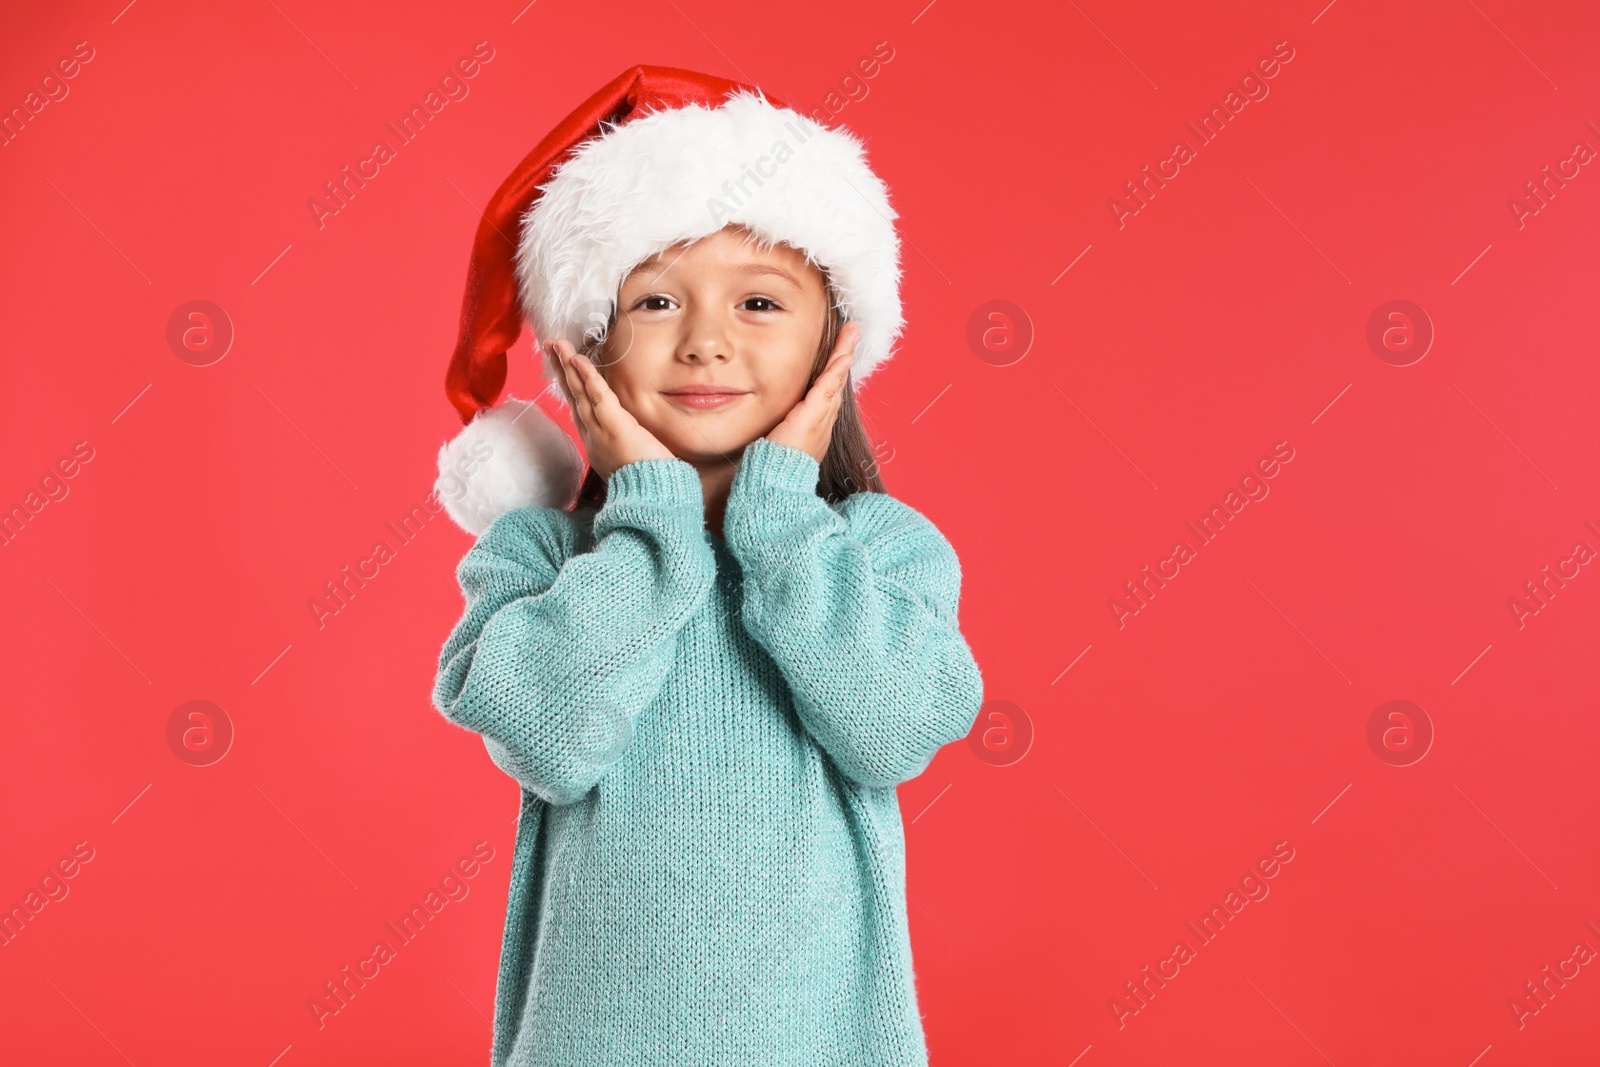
[660,386,752,410]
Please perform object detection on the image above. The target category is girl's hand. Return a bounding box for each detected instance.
[546,337,676,481]
[766,321,860,463]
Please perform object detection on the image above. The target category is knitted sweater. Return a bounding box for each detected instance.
[432,437,985,1067]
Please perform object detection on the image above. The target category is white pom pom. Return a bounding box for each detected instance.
[434,396,586,536]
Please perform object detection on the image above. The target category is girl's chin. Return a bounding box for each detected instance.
[656,428,763,461]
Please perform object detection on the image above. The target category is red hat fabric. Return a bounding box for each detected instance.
[434,64,904,535]
[443,65,757,426]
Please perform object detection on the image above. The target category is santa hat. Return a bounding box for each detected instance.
[433,64,904,536]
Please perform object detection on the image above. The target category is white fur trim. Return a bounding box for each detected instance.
[435,396,586,536]
[514,89,903,405]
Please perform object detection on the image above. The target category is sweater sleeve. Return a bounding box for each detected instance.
[432,458,715,806]
[722,438,985,788]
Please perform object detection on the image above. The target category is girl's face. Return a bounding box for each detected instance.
[593,224,830,464]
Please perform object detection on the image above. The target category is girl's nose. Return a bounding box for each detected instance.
[676,308,732,364]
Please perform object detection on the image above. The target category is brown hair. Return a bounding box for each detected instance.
[567,262,885,513]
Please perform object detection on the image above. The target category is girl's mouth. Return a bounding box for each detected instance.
[662,389,750,410]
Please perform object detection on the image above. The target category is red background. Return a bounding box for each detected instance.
[3,0,1599,1063]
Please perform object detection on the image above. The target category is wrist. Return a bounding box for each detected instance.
[737,437,821,493]
[605,457,705,509]
[723,438,825,555]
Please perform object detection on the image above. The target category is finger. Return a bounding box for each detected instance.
[578,363,642,447]
[548,340,577,414]
[828,365,851,404]
[831,330,858,368]
[829,320,862,362]
[571,351,640,458]
[568,350,614,421]
[553,340,593,438]
[821,350,854,400]
[797,355,848,414]
[798,363,849,451]
[549,339,577,405]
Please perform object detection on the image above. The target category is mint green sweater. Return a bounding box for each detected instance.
[432,437,984,1066]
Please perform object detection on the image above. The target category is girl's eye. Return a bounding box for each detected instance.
[631,294,783,312]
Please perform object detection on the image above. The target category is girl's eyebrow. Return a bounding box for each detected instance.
[624,261,805,288]
[732,262,803,288]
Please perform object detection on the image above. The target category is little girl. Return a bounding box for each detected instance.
[430,66,984,1067]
